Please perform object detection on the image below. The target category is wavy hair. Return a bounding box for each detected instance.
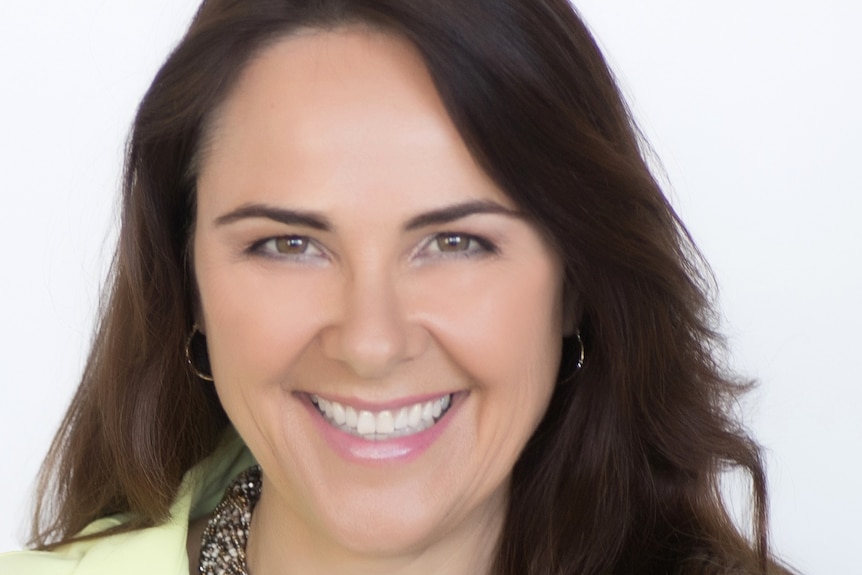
[31,1,791,573]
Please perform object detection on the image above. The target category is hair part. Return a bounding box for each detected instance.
[31,1,791,573]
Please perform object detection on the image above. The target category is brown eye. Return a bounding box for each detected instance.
[435,234,472,252]
[274,236,309,254]
[254,235,326,261]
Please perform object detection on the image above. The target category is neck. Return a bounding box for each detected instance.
[246,477,506,575]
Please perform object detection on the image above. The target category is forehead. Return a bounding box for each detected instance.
[195,26,512,216]
[214,27,446,145]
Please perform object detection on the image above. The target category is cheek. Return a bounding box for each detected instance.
[422,258,564,473]
[195,258,335,384]
[413,254,564,396]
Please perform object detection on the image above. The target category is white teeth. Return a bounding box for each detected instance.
[432,400,442,418]
[357,411,375,435]
[421,401,433,422]
[376,411,395,434]
[394,407,409,430]
[311,394,454,440]
[346,406,358,427]
[408,404,422,428]
[332,403,346,426]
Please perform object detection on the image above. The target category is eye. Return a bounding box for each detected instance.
[251,235,326,261]
[272,236,311,254]
[419,232,497,259]
[435,233,475,253]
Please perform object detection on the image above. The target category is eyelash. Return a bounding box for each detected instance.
[247,231,498,262]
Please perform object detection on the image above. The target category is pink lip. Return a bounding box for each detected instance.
[300,391,466,464]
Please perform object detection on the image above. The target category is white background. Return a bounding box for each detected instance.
[1,1,859,573]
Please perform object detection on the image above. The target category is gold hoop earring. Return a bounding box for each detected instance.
[185,324,214,382]
[574,331,585,370]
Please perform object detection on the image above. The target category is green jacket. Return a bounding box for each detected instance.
[0,431,255,575]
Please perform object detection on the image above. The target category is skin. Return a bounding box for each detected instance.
[192,27,567,575]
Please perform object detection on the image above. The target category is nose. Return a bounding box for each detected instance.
[321,268,427,379]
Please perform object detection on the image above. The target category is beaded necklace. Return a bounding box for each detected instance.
[198,465,262,575]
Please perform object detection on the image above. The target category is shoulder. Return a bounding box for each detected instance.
[1,430,255,575]
[0,516,187,575]
[0,549,79,575]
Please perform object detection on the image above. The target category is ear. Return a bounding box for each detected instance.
[191,292,206,334]
[562,284,581,337]
[185,232,206,334]
[194,312,206,335]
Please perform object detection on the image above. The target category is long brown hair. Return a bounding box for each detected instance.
[31,1,792,573]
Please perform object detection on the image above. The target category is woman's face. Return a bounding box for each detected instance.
[194,28,566,560]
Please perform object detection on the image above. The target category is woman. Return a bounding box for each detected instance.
[2,0,793,573]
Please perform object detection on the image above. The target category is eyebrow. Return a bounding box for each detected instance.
[214,204,332,230]
[403,200,521,231]
[214,199,521,231]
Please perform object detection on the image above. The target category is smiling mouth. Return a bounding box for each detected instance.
[310,394,454,441]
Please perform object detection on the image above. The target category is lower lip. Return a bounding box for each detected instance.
[301,393,465,464]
